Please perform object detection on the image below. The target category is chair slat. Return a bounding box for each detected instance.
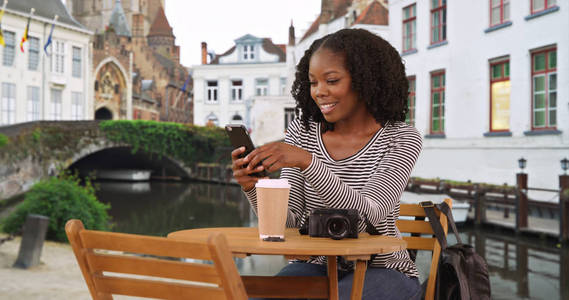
[80,230,212,260]
[93,275,226,300]
[399,204,441,217]
[86,252,221,284]
[396,220,434,234]
[401,236,437,250]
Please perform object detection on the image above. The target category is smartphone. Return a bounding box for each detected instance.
[225,124,268,177]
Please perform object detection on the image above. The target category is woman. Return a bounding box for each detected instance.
[231,28,422,300]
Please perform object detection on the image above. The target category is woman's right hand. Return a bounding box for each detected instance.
[231,147,265,191]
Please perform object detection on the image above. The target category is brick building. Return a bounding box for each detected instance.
[72,0,191,122]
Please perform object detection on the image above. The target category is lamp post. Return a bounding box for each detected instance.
[516,157,528,231]
[518,157,527,174]
[561,158,569,175]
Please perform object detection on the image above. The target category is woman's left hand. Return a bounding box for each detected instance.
[246,142,312,173]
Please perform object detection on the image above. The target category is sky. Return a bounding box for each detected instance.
[164,0,321,67]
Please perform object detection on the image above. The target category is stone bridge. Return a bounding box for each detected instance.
[0,121,194,201]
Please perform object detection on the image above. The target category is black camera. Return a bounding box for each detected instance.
[308,208,359,240]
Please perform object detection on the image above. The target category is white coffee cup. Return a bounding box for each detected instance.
[255,179,290,241]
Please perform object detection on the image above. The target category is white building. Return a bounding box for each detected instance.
[192,34,289,144]
[387,0,568,189]
[0,0,93,125]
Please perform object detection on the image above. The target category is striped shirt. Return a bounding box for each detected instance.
[246,118,422,277]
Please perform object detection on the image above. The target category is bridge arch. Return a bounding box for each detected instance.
[65,143,192,181]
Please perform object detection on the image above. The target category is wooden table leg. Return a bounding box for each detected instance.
[350,260,367,300]
[327,256,339,300]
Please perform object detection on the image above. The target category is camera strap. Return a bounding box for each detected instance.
[362,214,380,264]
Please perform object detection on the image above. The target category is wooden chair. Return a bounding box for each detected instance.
[65,219,248,300]
[397,198,452,300]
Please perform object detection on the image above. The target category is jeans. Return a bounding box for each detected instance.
[251,262,422,300]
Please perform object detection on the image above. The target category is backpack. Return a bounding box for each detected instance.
[422,201,492,300]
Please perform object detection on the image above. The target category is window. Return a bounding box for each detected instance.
[243,44,255,61]
[430,0,447,44]
[72,92,84,120]
[231,80,243,102]
[284,108,295,131]
[27,86,40,121]
[2,31,15,66]
[72,47,82,78]
[489,59,510,131]
[490,0,510,26]
[28,37,40,71]
[206,81,218,103]
[430,71,445,134]
[531,47,556,129]
[402,4,417,52]
[280,78,287,95]
[406,76,416,126]
[50,89,63,120]
[51,41,65,74]
[255,79,268,96]
[531,0,556,14]
[1,83,16,125]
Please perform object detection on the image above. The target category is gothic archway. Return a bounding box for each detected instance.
[93,58,128,120]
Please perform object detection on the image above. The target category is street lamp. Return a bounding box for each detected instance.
[561,157,569,175]
[518,157,527,173]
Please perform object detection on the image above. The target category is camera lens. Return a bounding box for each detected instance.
[326,215,349,240]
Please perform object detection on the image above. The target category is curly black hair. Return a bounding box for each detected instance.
[291,28,408,132]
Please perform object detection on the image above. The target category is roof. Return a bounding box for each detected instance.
[152,52,187,80]
[1,0,86,29]
[109,0,131,37]
[209,37,285,64]
[147,6,173,37]
[353,1,389,25]
[299,0,352,42]
[261,39,285,62]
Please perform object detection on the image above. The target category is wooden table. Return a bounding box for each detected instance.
[168,227,406,300]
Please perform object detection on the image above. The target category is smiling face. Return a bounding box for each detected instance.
[308,48,366,125]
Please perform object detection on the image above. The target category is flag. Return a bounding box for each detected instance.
[0,0,7,47]
[19,8,34,53]
[173,74,191,107]
[181,74,190,93]
[43,15,58,56]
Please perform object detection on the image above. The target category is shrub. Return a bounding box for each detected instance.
[2,173,110,242]
[0,133,8,148]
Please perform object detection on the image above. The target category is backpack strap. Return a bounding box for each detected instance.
[435,201,463,245]
[420,201,448,249]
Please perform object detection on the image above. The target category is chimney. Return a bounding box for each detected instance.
[288,20,295,46]
[201,42,207,64]
[320,0,333,24]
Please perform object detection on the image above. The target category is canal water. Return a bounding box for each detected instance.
[96,181,568,300]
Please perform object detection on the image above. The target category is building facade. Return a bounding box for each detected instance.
[73,1,191,122]
[388,0,568,189]
[192,34,288,143]
[0,0,92,125]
